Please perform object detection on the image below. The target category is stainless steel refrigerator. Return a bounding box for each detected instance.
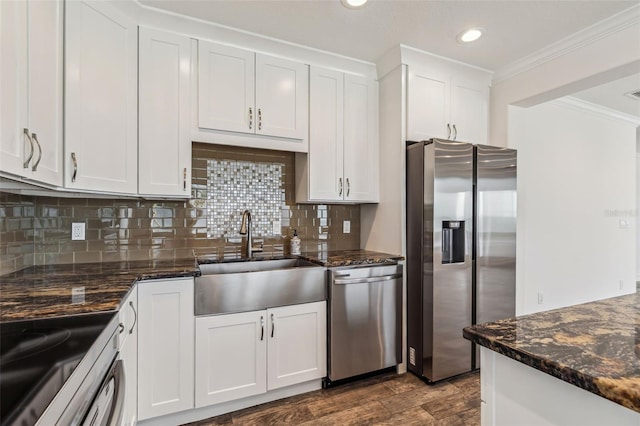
[406,139,517,382]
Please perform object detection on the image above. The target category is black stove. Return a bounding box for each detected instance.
[0,312,116,426]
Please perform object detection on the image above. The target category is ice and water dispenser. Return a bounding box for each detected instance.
[442,220,465,264]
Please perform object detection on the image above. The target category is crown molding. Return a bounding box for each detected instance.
[494,4,640,83]
[553,97,640,126]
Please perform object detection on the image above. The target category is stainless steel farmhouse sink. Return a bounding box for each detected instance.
[195,258,326,316]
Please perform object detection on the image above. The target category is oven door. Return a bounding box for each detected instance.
[83,358,125,426]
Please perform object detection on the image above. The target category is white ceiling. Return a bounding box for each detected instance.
[572,74,640,118]
[139,0,639,116]
[139,0,636,72]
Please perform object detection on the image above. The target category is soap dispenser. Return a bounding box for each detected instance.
[290,229,301,255]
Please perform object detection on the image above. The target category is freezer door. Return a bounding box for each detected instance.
[475,144,517,326]
[430,139,474,381]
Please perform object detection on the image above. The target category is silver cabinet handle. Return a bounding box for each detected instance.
[346,178,350,197]
[71,152,78,182]
[270,313,275,338]
[446,123,451,140]
[23,128,34,168]
[258,108,262,130]
[452,124,457,141]
[31,133,42,172]
[339,178,343,196]
[248,107,253,130]
[118,323,125,334]
[183,167,187,191]
[260,315,264,341]
[128,300,137,334]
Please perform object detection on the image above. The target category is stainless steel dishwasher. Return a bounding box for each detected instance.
[326,263,403,384]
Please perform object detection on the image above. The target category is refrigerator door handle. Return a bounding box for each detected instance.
[442,228,453,263]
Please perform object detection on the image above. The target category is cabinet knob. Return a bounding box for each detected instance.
[452,124,457,141]
[339,178,343,196]
[271,313,275,338]
[258,108,262,130]
[248,107,253,130]
[23,128,34,169]
[260,316,265,341]
[346,178,351,197]
[446,123,451,140]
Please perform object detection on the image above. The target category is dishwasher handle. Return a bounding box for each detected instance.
[333,273,402,285]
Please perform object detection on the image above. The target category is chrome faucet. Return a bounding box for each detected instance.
[239,209,263,258]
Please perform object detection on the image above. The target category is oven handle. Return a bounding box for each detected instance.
[106,359,125,426]
[333,273,402,285]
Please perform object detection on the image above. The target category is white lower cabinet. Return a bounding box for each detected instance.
[137,278,194,421]
[195,301,326,408]
[118,287,138,426]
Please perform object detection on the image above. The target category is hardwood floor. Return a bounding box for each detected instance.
[186,371,480,426]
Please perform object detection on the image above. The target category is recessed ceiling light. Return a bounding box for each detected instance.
[341,0,368,9]
[457,28,484,43]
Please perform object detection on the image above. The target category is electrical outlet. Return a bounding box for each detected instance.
[272,220,281,235]
[619,280,624,290]
[343,220,351,234]
[71,222,85,241]
[71,287,85,304]
[537,292,543,305]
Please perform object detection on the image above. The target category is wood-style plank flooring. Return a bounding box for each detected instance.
[186,371,480,425]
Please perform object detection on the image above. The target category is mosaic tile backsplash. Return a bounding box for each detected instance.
[207,159,284,238]
[0,143,361,274]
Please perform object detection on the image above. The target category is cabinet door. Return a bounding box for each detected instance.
[308,66,344,201]
[0,0,28,178]
[26,0,63,186]
[450,77,488,144]
[139,27,191,197]
[198,41,254,134]
[65,0,137,193]
[0,0,62,186]
[118,287,138,426]
[255,54,308,139]
[195,311,267,407]
[267,302,326,390]
[406,67,449,141]
[138,278,194,420]
[344,75,378,202]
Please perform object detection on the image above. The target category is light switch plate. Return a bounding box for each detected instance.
[72,222,85,240]
[343,220,351,234]
[272,220,281,234]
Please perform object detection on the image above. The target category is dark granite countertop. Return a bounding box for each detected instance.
[1,249,402,323]
[0,259,199,322]
[463,293,640,413]
[299,249,404,267]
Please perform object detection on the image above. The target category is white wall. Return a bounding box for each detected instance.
[510,100,637,315]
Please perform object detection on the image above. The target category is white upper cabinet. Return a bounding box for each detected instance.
[197,40,308,141]
[407,64,489,144]
[138,27,192,197]
[307,67,344,201]
[298,66,378,203]
[65,0,138,194]
[198,41,255,134]
[254,54,308,140]
[0,0,63,186]
[343,74,378,202]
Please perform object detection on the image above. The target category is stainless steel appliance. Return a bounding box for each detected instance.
[406,139,517,382]
[326,264,403,384]
[0,312,125,426]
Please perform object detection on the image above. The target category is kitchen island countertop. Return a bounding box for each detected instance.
[463,292,640,414]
